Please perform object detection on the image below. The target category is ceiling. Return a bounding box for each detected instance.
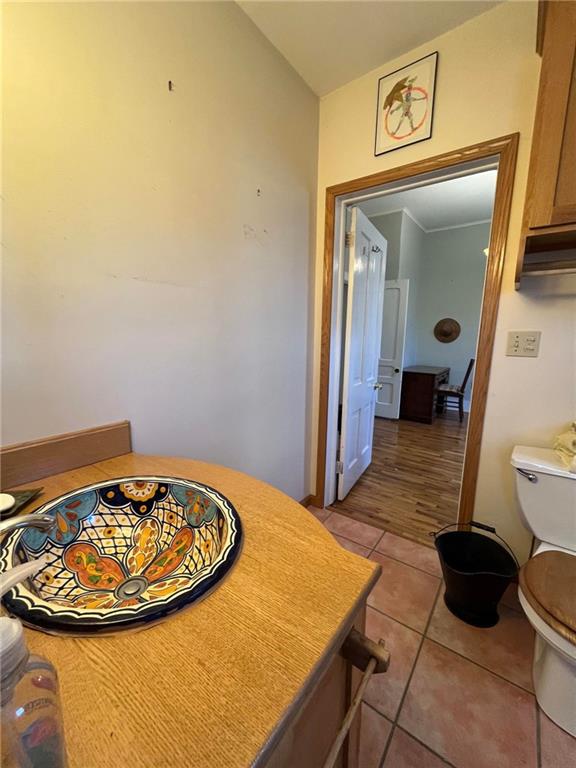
[358,170,497,231]
[238,1,501,96]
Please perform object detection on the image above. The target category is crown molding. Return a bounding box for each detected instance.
[368,207,492,234]
[425,217,492,233]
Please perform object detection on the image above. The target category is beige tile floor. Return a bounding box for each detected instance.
[309,507,576,768]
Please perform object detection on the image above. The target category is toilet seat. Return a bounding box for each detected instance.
[519,551,576,647]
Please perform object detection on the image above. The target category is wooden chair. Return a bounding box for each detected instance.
[436,358,475,422]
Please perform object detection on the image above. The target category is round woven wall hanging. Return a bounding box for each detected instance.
[434,318,461,343]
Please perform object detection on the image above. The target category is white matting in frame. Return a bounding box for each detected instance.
[375,52,438,156]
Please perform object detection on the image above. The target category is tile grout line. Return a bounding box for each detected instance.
[336,517,537,764]
[399,580,444,708]
[395,724,458,768]
[366,581,526,684]
[332,525,443,577]
[376,582,444,768]
[362,538,403,766]
[327,506,439,551]
[360,703,458,768]
[365,586,538,759]
[370,548,443,578]
[326,503,457,553]
[361,699,391,719]
[323,510,520,606]
[331,530,384,552]
[366,602,429,636]
[333,517,524,612]
[321,512,446,575]
[317,510,383,550]
[361,542,533,693]
[422,634,536,697]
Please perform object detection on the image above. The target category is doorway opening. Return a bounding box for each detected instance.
[314,136,518,546]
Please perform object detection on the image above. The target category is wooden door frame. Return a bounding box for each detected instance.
[313,133,519,526]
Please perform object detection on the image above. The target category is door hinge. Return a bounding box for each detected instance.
[345,231,354,248]
[336,460,344,474]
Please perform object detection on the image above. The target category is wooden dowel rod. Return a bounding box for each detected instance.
[321,653,379,768]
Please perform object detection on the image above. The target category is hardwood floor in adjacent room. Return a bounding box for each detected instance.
[329,413,468,548]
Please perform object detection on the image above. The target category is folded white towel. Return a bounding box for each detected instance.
[554,422,576,473]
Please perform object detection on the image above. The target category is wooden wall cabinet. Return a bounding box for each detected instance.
[516,1,576,285]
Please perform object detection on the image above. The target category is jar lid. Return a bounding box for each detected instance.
[0,617,27,680]
[0,558,46,681]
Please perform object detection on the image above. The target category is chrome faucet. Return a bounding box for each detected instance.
[0,514,54,539]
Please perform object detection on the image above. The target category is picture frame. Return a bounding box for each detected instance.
[374,52,438,156]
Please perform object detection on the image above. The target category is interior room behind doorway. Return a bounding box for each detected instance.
[330,171,496,546]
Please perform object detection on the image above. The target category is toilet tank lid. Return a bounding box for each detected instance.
[511,446,575,480]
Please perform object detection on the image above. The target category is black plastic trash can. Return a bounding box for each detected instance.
[433,522,519,628]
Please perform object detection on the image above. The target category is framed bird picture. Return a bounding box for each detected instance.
[374,52,438,156]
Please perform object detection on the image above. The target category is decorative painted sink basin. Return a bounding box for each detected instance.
[0,477,242,634]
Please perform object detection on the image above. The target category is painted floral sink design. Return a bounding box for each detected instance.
[0,477,242,634]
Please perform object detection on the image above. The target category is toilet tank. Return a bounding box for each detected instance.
[511,446,576,551]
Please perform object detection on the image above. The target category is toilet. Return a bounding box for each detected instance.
[511,446,576,736]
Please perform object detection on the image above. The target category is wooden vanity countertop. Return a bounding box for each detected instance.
[12,453,379,768]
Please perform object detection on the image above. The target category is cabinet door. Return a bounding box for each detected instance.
[264,609,366,768]
[400,373,434,423]
[526,1,576,228]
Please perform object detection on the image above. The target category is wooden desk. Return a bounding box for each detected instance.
[8,454,379,768]
[400,366,450,424]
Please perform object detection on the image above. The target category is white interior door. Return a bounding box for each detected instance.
[375,279,409,419]
[338,208,387,500]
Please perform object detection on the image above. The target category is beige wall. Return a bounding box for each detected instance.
[313,1,576,559]
[4,2,575,556]
[2,2,318,499]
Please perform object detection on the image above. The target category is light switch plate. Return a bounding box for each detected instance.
[506,330,541,357]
